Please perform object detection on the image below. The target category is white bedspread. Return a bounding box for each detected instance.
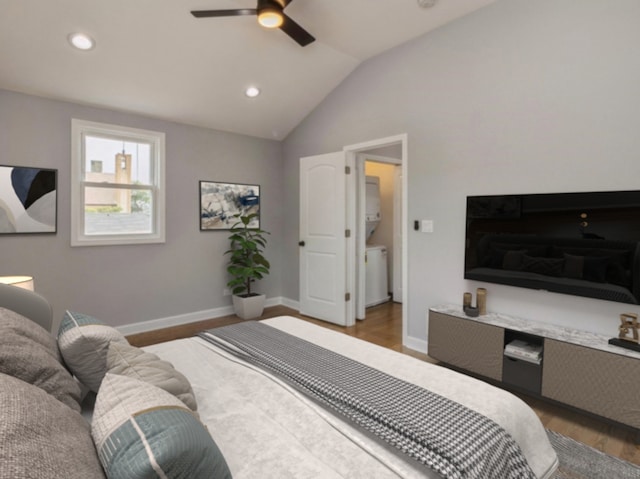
[144,316,558,479]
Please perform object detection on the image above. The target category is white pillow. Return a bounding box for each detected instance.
[92,373,231,479]
[58,310,128,391]
[106,341,198,411]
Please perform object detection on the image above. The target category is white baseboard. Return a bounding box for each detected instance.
[117,296,425,355]
[403,335,428,355]
[280,297,300,311]
[117,296,290,336]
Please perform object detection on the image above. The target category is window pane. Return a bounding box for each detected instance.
[72,119,165,246]
[84,135,152,186]
[84,187,153,235]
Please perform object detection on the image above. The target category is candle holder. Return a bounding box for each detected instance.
[476,288,487,315]
[463,292,472,308]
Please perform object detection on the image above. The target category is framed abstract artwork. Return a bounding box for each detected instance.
[199,181,260,230]
[0,165,57,234]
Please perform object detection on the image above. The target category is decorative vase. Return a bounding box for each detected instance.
[232,293,266,320]
[463,292,472,308]
[476,288,487,315]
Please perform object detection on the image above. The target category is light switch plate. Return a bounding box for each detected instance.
[421,220,434,233]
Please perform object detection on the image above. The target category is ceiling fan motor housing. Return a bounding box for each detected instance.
[258,0,286,12]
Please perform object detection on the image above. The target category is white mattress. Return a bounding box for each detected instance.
[144,316,558,479]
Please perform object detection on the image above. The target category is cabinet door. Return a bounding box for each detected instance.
[543,339,640,428]
[428,311,504,381]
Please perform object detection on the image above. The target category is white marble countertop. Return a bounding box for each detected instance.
[430,305,640,360]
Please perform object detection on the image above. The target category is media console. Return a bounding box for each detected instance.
[428,306,640,430]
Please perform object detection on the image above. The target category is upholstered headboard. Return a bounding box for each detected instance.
[0,283,53,332]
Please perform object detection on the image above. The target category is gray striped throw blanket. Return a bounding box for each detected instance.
[199,321,536,479]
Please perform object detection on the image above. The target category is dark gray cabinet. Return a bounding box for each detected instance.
[428,308,640,430]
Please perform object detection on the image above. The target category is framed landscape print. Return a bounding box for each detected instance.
[0,165,57,234]
[199,181,260,230]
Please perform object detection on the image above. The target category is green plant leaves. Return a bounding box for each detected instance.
[224,213,270,296]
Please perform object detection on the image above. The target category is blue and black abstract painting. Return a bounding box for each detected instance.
[0,165,57,234]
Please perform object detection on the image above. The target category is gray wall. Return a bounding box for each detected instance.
[0,89,284,331]
[282,0,640,345]
[4,0,640,346]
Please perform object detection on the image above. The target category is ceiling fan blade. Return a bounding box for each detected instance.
[191,9,257,18]
[280,13,315,47]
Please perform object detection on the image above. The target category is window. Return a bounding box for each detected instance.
[71,119,165,246]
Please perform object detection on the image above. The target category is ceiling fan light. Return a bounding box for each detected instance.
[258,9,283,29]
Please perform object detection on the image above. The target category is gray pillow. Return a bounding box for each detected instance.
[58,310,129,392]
[0,307,81,412]
[0,373,105,479]
[106,341,198,411]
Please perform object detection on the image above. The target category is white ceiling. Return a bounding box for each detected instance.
[0,0,495,140]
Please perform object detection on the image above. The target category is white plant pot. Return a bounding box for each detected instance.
[232,294,266,320]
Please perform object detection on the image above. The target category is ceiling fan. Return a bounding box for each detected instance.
[191,0,315,47]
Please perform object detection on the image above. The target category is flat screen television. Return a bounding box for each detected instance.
[465,191,640,305]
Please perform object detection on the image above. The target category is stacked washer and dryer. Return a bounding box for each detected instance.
[365,176,390,307]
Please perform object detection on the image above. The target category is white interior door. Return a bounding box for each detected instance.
[299,152,350,326]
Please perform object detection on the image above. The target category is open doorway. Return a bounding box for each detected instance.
[344,135,406,332]
[356,153,402,317]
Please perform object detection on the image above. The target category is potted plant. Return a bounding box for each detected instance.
[225,213,270,319]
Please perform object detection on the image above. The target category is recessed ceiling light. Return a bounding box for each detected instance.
[68,32,95,51]
[245,86,261,98]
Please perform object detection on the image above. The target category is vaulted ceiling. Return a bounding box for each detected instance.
[0,0,495,140]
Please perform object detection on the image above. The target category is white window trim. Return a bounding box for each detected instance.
[71,119,166,246]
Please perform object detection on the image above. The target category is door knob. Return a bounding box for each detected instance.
[299,241,305,247]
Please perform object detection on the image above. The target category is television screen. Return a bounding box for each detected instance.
[465,191,640,305]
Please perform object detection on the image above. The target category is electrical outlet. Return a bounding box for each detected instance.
[223,288,232,296]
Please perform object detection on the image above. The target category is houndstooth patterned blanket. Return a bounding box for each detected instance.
[199,321,536,479]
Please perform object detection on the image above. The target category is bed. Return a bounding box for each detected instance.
[146,317,558,479]
[0,283,558,479]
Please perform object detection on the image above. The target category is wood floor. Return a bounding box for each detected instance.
[127,301,640,466]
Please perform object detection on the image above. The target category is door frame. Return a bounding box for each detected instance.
[355,153,402,319]
[392,164,403,303]
[343,134,408,338]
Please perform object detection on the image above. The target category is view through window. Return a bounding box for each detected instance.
[71,120,165,246]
